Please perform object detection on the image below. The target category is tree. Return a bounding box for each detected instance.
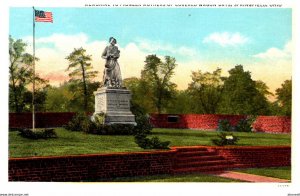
[9,36,48,112]
[141,55,177,114]
[45,81,100,112]
[275,79,292,116]
[45,83,72,112]
[188,68,224,114]
[165,90,195,114]
[9,36,29,112]
[66,47,98,112]
[219,65,269,115]
[255,80,274,99]
[123,77,155,115]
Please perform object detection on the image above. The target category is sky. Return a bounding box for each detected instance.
[9,8,292,96]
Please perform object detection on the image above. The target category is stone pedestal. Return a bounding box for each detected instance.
[93,87,136,125]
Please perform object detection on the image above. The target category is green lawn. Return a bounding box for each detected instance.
[234,167,291,180]
[91,167,291,182]
[89,173,243,182]
[152,129,291,147]
[9,128,291,158]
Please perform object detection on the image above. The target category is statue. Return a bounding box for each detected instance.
[94,37,136,125]
[101,37,122,88]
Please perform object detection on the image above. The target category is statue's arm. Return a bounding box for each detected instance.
[116,49,120,58]
[101,46,108,59]
[114,47,120,59]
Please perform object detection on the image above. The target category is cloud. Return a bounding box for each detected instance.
[119,43,147,79]
[250,40,292,95]
[20,33,292,95]
[203,32,249,47]
[253,41,292,60]
[22,33,149,86]
[22,34,202,87]
[136,39,198,57]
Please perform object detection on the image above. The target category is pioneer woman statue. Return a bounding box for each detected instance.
[101,37,122,88]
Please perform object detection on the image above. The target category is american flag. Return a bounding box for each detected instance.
[35,10,53,23]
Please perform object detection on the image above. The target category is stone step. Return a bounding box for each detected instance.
[175,147,209,152]
[176,151,218,157]
[176,155,225,162]
[175,160,232,169]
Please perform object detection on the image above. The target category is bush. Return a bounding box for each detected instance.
[217,119,232,132]
[217,117,256,133]
[18,128,57,140]
[235,118,252,132]
[132,114,153,135]
[64,112,89,132]
[87,123,135,135]
[211,132,239,146]
[133,114,170,149]
[134,133,170,149]
[65,112,152,135]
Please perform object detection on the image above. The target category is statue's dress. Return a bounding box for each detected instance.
[102,45,122,87]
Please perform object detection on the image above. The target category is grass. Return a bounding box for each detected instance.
[89,173,244,182]
[9,128,291,158]
[234,167,291,180]
[91,167,291,182]
[152,128,291,147]
[9,128,143,158]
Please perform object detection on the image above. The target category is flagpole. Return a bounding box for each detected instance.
[32,6,36,131]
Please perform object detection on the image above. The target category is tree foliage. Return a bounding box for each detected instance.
[9,36,49,112]
[188,68,224,114]
[123,77,155,115]
[165,90,195,114]
[219,65,270,115]
[141,55,177,114]
[275,79,292,116]
[66,47,98,112]
[45,81,99,112]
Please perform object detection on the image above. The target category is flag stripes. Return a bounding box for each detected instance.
[35,11,53,23]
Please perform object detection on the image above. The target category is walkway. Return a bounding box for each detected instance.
[210,171,290,183]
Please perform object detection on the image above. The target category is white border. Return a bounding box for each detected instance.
[1,0,299,196]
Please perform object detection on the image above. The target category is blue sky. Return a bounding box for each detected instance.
[9,7,292,93]
[10,8,291,52]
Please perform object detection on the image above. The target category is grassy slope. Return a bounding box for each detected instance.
[9,128,291,158]
[234,167,291,180]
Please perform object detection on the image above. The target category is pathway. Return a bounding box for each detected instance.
[210,171,290,183]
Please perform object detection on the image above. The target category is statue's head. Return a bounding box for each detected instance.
[109,37,117,45]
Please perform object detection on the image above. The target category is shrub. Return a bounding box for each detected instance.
[134,133,170,149]
[235,118,252,132]
[65,113,150,135]
[211,132,239,146]
[87,123,135,135]
[93,112,106,126]
[217,119,232,132]
[132,114,153,135]
[18,128,57,140]
[133,114,170,149]
[64,112,89,132]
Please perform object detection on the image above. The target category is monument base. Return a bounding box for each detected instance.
[93,87,136,125]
